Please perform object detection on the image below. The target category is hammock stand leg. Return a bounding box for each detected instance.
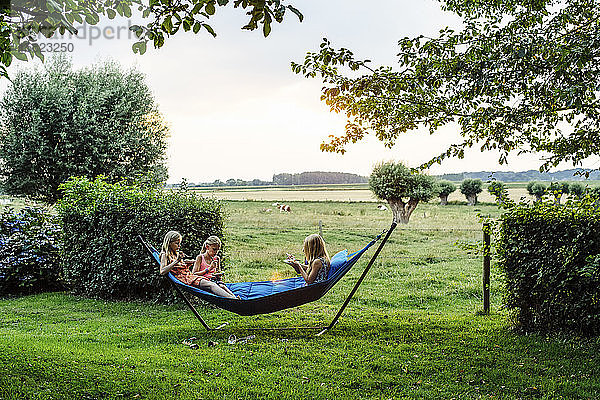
[170,281,214,331]
[317,221,397,336]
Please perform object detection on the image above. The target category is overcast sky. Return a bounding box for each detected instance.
[3,0,599,183]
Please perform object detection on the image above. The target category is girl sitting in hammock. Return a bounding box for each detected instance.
[159,231,236,299]
[191,235,236,298]
[286,234,330,284]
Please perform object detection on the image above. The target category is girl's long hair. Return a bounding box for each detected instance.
[202,235,222,253]
[303,234,329,265]
[161,231,182,261]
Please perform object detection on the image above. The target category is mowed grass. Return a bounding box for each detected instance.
[1,200,599,399]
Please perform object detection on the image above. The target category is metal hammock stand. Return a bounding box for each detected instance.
[139,222,396,335]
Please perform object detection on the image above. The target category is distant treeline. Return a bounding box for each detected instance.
[438,168,600,182]
[272,171,368,185]
[176,171,368,187]
[169,168,600,188]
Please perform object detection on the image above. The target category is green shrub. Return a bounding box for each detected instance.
[56,177,225,302]
[497,200,600,335]
[548,181,570,204]
[487,181,510,206]
[0,207,61,296]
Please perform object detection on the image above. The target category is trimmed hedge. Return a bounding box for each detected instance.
[56,177,225,302]
[0,206,61,296]
[497,200,600,335]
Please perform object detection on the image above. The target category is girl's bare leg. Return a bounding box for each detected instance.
[198,280,236,299]
[217,282,237,298]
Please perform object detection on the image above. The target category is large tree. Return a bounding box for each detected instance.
[527,181,548,202]
[369,161,437,224]
[1,0,302,79]
[0,57,168,202]
[436,180,456,205]
[292,0,600,173]
[460,179,482,206]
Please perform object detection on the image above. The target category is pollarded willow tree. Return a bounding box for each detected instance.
[292,0,600,174]
[437,180,456,205]
[1,0,302,79]
[527,181,548,202]
[460,179,482,206]
[369,161,437,224]
[0,57,168,202]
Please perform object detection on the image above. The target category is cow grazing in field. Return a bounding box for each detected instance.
[377,204,388,211]
[273,202,291,212]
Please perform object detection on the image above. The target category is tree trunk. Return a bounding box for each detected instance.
[467,194,478,206]
[440,195,448,205]
[388,198,419,224]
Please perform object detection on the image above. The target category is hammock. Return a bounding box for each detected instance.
[139,222,396,332]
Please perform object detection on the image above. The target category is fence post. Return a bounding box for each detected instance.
[319,220,323,238]
[483,222,491,314]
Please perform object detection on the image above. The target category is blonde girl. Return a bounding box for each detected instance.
[159,231,236,299]
[192,235,236,298]
[286,234,330,284]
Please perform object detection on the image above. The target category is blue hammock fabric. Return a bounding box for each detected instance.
[149,236,380,316]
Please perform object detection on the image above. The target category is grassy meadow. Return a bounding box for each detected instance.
[1,198,600,399]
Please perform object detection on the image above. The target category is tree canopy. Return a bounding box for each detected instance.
[1,0,302,79]
[292,0,600,174]
[0,57,168,202]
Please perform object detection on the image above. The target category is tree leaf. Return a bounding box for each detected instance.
[132,41,147,55]
[205,2,215,15]
[202,23,216,37]
[263,21,271,37]
[162,16,173,33]
[11,51,28,62]
[123,4,132,18]
[287,5,303,22]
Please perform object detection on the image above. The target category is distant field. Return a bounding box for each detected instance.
[190,179,600,203]
[191,187,532,203]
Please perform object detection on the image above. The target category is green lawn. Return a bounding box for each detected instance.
[1,200,599,399]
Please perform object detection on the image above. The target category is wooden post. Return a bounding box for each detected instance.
[319,220,323,238]
[483,223,491,314]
